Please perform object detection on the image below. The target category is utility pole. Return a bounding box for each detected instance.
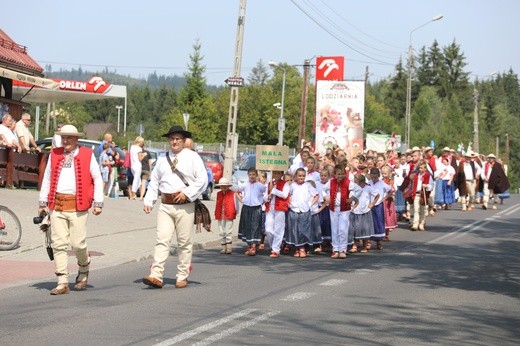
[223,0,247,181]
[473,88,479,153]
[505,133,509,164]
[298,59,311,149]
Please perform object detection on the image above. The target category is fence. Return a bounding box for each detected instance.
[0,147,46,189]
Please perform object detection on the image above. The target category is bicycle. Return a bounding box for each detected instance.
[0,205,22,250]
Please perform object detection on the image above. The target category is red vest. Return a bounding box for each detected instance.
[215,189,237,220]
[412,171,431,193]
[48,147,94,211]
[328,178,351,211]
[265,180,289,212]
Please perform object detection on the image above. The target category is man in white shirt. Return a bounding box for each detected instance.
[142,125,207,289]
[15,113,41,153]
[0,113,21,151]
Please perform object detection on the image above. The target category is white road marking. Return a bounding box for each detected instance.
[319,279,348,286]
[425,204,519,245]
[153,308,256,346]
[504,204,520,216]
[353,269,375,275]
[280,292,316,301]
[397,252,416,256]
[191,310,281,346]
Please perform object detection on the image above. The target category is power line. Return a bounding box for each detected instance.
[290,0,394,66]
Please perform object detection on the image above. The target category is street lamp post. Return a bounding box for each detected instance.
[269,60,286,145]
[116,105,123,133]
[405,14,443,149]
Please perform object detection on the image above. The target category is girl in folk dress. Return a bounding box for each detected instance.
[306,180,324,253]
[368,168,390,250]
[323,164,356,259]
[264,170,290,258]
[434,156,456,209]
[237,168,267,255]
[316,168,332,252]
[286,168,318,258]
[381,165,398,240]
[349,174,379,253]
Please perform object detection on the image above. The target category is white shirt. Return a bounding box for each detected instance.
[0,124,17,146]
[15,120,32,147]
[350,182,379,215]
[268,180,290,210]
[368,179,391,206]
[144,148,208,206]
[237,181,267,207]
[39,147,104,204]
[289,181,317,213]
[130,144,142,169]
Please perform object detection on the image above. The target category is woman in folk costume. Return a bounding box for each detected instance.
[368,168,391,250]
[381,165,398,240]
[323,164,356,258]
[264,170,290,258]
[411,162,434,231]
[434,156,456,209]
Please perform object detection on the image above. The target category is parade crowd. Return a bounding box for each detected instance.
[35,122,512,294]
[216,144,511,260]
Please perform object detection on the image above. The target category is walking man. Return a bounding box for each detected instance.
[142,125,207,289]
[38,125,104,295]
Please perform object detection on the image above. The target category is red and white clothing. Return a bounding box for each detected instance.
[265,180,290,254]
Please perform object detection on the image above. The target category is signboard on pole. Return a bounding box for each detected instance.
[255,145,290,171]
[315,80,365,158]
[315,56,345,81]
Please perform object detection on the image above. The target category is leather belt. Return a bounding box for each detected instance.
[54,193,76,211]
[161,192,192,205]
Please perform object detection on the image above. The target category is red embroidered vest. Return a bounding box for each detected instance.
[215,190,237,220]
[48,147,94,211]
[412,171,431,193]
[265,180,289,212]
[329,178,351,211]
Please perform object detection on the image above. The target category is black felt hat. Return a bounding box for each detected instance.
[162,125,192,138]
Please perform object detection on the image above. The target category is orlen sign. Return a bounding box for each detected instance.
[316,56,344,81]
[57,76,111,93]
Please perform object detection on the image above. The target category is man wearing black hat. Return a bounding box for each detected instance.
[142,125,208,289]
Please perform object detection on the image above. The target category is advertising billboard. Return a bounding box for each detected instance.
[315,80,365,158]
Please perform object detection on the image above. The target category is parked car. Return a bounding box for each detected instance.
[202,163,214,200]
[198,151,224,185]
[36,138,128,194]
[232,154,256,185]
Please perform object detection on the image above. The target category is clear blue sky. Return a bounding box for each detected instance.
[3,0,518,85]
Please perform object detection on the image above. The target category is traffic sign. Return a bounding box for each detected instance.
[225,77,244,87]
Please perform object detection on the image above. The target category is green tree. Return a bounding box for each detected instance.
[248,60,270,85]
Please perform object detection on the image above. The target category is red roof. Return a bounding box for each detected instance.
[0,29,43,74]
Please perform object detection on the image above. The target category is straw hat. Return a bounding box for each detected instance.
[55,124,83,137]
[216,177,233,186]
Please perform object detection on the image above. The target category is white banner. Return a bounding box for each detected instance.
[315,80,365,158]
[0,67,59,89]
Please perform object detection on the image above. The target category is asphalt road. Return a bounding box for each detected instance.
[1,198,519,345]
